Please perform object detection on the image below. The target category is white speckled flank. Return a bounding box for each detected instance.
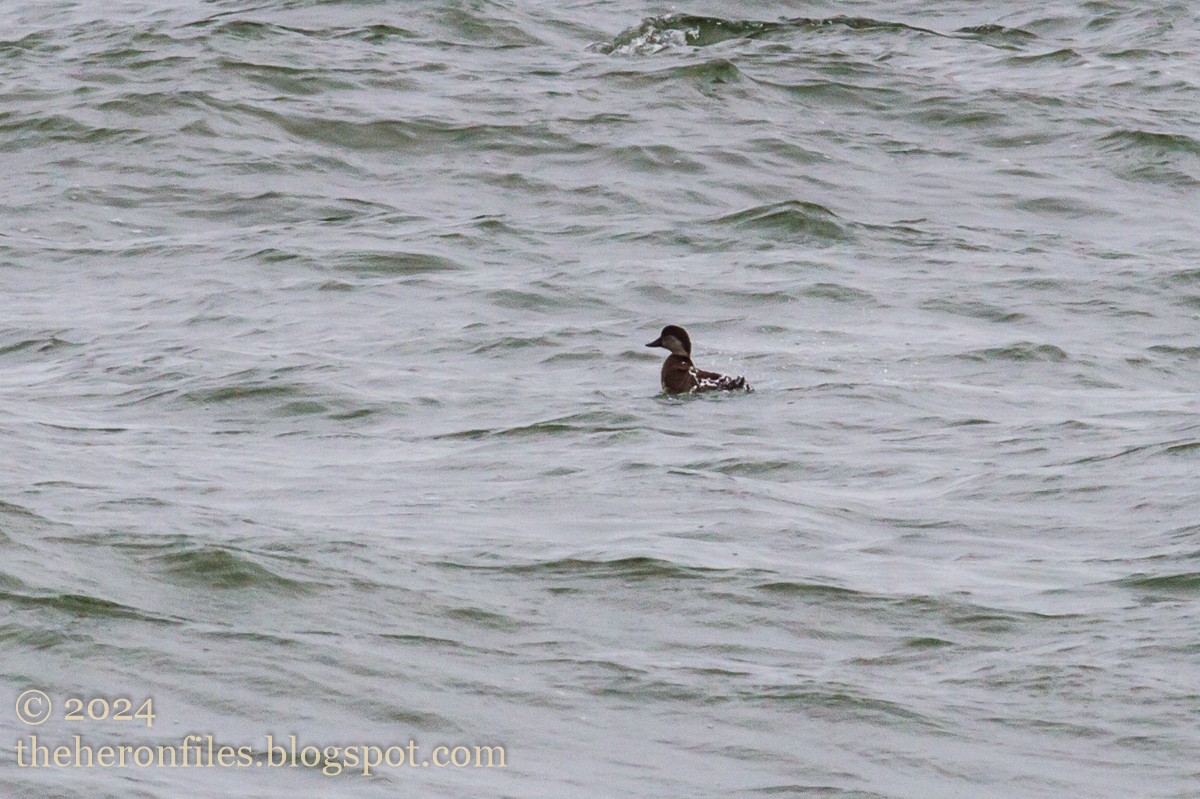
[691,367,750,393]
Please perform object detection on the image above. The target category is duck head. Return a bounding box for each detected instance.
[646,325,691,357]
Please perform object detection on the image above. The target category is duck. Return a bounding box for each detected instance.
[646,325,751,395]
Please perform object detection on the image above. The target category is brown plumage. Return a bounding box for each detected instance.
[645,325,750,395]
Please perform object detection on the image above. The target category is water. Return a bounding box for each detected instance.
[2,1,1198,796]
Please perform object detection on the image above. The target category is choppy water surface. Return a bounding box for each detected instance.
[2,0,1198,796]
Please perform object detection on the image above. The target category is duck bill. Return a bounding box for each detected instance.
[646,336,664,348]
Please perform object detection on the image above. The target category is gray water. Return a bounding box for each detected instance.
[2,1,1198,796]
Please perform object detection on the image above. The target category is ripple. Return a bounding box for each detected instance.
[1100,128,1200,186]
[752,683,945,729]
[594,15,778,55]
[150,546,319,594]
[337,251,463,275]
[0,334,79,357]
[0,590,173,622]
[595,13,941,55]
[754,581,864,599]
[438,555,739,581]
[921,298,1026,323]
[958,342,1070,362]
[712,200,851,243]
[0,32,63,53]
[1004,48,1085,66]
[0,112,145,147]
[1147,345,1200,359]
[802,283,878,304]
[1101,129,1200,157]
[337,24,419,43]
[954,24,1038,45]
[434,411,641,441]
[1117,572,1200,596]
[182,380,305,405]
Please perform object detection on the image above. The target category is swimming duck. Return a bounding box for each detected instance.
[646,325,751,395]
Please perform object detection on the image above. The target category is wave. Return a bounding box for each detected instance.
[594,13,945,55]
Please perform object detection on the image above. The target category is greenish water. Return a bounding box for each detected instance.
[2,1,1198,797]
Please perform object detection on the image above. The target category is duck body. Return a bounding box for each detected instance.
[646,325,751,395]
